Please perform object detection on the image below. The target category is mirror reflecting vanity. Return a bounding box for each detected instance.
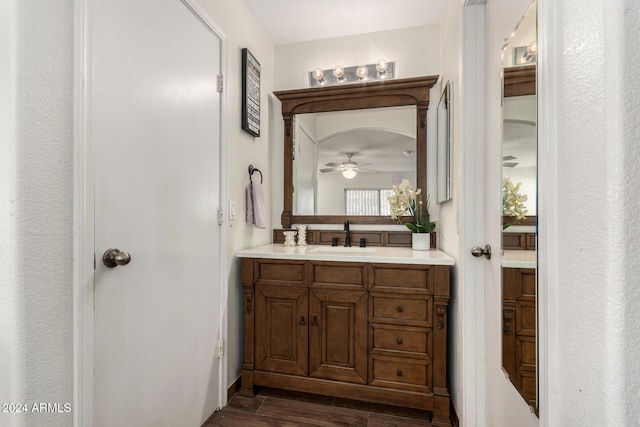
[274,76,438,228]
[501,0,538,413]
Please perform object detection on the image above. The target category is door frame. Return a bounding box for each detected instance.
[72,1,229,426]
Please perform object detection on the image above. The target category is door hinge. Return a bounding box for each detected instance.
[217,74,224,93]
[218,339,224,358]
[218,207,224,225]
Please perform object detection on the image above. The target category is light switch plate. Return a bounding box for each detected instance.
[229,200,236,220]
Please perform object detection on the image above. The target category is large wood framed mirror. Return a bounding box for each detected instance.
[274,76,438,228]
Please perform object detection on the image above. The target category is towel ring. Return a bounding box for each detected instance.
[248,165,263,184]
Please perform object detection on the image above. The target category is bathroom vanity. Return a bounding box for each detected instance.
[236,244,454,426]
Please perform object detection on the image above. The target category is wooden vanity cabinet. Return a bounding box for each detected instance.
[241,258,452,426]
[502,267,537,408]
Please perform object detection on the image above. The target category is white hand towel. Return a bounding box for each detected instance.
[246,183,254,225]
[246,182,266,229]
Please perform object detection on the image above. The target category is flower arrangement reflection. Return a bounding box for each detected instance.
[503,177,528,229]
[388,179,436,233]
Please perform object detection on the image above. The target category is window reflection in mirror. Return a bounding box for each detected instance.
[293,106,416,216]
[500,0,538,414]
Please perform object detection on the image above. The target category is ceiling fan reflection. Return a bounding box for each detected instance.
[319,153,381,177]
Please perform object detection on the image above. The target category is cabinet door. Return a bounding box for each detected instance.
[502,267,536,407]
[309,288,367,384]
[255,285,308,376]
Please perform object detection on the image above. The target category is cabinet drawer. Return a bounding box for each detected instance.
[371,324,429,354]
[370,293,431,326]
[369,356,431,393]
[311,262,365,288]
[254,259,307,286]
[370,265,430,290]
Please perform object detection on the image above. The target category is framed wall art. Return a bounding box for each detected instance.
[242,48,261,137]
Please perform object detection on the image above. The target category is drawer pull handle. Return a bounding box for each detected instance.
[311,315,318,327]
[396,337,403,345]
[397,370,403,377]
[299,316,306,326]
[396,306,404,313]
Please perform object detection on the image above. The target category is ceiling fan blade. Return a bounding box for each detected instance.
[358,168,382,173]
[503,162,519,168]
[502,155,517,161]
[319,168,338,173]
[324,162,340,167]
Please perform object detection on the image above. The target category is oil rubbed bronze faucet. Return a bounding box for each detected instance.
[344,220,351,247]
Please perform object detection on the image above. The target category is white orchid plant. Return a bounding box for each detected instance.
[388,179,436,233]
[503,177,528,228]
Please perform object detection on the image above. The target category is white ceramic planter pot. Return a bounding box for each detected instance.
[412,233,431,251]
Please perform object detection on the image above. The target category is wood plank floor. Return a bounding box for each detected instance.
[204,388,433,426]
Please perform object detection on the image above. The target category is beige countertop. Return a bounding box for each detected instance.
[501,250,536,268]
[236,244,455,266]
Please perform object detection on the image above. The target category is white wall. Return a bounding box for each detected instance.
[539,0,640,425]
[193,0,275,390]
[0,1,74,426]
[437,1,464,421]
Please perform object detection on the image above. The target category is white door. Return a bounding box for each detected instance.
[91,1,222,425]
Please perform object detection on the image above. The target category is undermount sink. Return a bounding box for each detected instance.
[310,246,376,254]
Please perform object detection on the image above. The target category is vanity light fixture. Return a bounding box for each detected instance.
[308,61,395,87]
[342,169,357,179]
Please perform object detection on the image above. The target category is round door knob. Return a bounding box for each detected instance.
[396,370,403,377]
[396,306,404,313]
[103,248,132,268]
[471,244,492,260]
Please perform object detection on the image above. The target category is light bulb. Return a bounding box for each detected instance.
[376,59,388,77]
[356,65,368,80]
[312,68,325,84]
[333,65,345,82]
[342,169,357,179]
[527,42,538,55]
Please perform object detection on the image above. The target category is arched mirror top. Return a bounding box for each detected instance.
[274,75,439,228]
